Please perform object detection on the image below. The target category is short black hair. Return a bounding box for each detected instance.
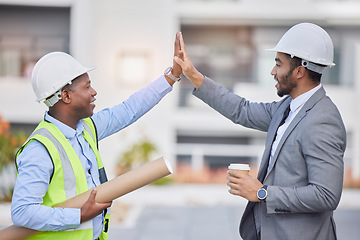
[286,54,323,84]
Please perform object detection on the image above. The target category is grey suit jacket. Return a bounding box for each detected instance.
[193,77,346,240]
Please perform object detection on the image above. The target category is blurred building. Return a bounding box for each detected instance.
[0,0,359,180]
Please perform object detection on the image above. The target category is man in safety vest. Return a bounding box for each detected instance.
[11,37,181,239]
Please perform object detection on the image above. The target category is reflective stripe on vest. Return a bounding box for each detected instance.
[29,127,78,199]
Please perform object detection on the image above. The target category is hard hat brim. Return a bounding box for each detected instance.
[264,47,335,67]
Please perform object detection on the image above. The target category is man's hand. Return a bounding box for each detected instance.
[172,32,182,78]
[227,170,263,202]
[173,32,205,89]
[165,32,183,86]
[80,189,112,223]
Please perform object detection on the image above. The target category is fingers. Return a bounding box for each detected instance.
[178,32,186,54]
[80,189,111,223]
[101,201,112,208]
[88,188,97,202]
[174,32,180,56]
[90,189,111,207]
[227,172,245,197]
[172,32,182,78]
[91,189,112,205]
[176,32,188,60]
[174,32,204,88]
[179,50,184,61]
[227,170,247,179]
[174,56,183,67]
[227,173,263,202]
[227,175,241,189]
[228,188,241,196]
[227,178,242,196]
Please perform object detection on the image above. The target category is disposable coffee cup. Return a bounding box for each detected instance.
[228,164,250,190]
[228,163,250,174]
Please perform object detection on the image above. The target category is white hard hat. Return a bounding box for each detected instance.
[267,23,335,74]
[31,52,95,107]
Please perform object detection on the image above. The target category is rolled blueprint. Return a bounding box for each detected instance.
[0,157,173,240]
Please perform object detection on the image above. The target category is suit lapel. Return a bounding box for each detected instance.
[264,111,307,179]
[257,97,291,182]
[263,87,326,181]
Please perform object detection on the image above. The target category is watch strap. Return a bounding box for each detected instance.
[164,67,181,82]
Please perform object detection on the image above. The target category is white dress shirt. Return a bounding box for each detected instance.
[267,84,322,173]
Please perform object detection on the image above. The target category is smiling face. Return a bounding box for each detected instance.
[271,52,298,97]
[66,73,97,119]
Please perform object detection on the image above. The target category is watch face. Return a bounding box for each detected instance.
[257,189,267,200]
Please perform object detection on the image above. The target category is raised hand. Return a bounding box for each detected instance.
[174,32,205,89]
[172,32,182,78]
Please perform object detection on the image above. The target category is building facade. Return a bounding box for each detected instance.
[0,0,359,181]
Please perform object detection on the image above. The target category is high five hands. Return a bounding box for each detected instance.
[173,32,205,89]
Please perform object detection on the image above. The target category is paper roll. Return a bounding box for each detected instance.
[0,157,172,240]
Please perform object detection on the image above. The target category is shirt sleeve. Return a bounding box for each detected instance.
[11,141,81,231]
[92,75,173,140]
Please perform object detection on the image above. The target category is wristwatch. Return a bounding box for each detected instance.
[257,185,268,202]
[164,67,181,82]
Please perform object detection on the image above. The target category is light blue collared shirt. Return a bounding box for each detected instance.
[11,76,172,239]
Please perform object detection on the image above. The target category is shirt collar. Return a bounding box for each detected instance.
[290,84,322,113]
[45,111,85,139]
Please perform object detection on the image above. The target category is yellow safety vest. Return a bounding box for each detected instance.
[16,117,110,240]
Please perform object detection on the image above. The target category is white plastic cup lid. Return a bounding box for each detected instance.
[228,163,250,170]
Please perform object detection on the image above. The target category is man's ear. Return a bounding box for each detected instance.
[295,66,306,79]
[61,90,71,104]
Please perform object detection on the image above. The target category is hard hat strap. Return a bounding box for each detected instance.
[43,89,62,108]
[301,60,325,74]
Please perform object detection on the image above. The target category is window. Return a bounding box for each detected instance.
[179,25,256,107]
[0,5,70,78]
[176,131,264,170]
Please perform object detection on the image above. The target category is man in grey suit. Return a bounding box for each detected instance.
[174,23,346,240]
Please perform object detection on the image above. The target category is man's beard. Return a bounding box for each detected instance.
[276,70,297,97]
